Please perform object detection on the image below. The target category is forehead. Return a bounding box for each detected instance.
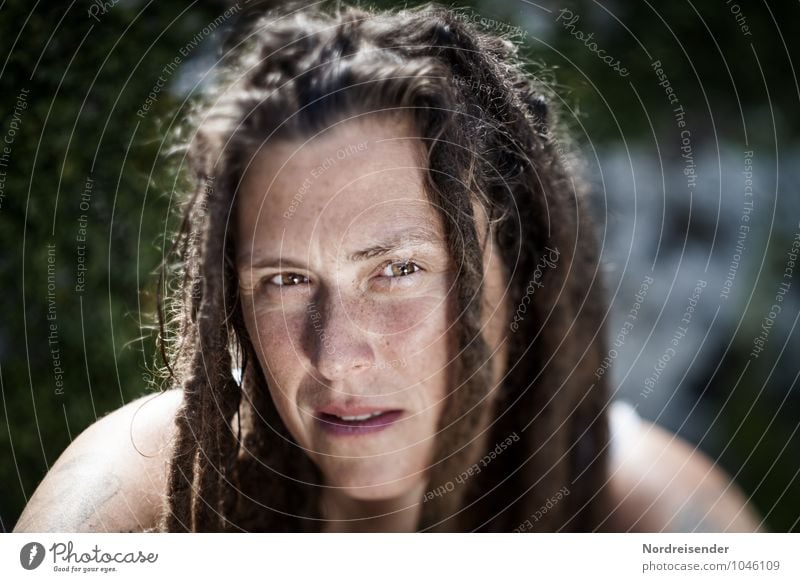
[234,115,441,259]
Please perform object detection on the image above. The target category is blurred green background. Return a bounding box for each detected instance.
[1,0,798,531]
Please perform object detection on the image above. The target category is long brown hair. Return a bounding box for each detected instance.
[155,1,610,532]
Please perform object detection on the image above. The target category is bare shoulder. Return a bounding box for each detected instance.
[13,389,183,533]
[605,401,765,532]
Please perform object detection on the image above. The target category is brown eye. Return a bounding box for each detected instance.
[382,260,421,278]
[268,273,309,286]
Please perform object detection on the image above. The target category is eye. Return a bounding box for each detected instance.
[381,259,422,278]
[265,272,309,287]
[373,259,424,292]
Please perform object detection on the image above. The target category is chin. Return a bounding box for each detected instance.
[326,463,424,501]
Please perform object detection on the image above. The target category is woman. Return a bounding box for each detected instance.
[14,1,761,533]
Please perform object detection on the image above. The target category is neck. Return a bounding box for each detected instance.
[319,481,426,532]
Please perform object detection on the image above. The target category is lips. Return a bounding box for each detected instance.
[314,406,404,436]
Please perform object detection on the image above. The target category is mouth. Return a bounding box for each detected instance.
[314,408,404,436]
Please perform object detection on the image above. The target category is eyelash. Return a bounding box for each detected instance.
[380,259,423,279]
[261,259,423,290]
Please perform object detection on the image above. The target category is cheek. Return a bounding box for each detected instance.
[242,302,306,382]
[372,295,448,338]
[370,274,455,352]
[384,297,452,412]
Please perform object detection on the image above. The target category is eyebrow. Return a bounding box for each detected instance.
[240,226,445,271]
[346,227,444,261]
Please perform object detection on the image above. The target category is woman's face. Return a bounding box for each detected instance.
[235,115,508,501]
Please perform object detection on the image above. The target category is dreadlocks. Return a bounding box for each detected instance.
[155,1,611,532]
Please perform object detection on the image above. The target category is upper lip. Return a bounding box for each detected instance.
[315,405,403,419]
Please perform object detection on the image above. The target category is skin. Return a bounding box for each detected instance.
[234,114,509,531]
[12,115,764,534]
[605,414,765,532]
[13,389,180,532]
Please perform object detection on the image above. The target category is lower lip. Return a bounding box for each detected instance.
[316,410,404,436]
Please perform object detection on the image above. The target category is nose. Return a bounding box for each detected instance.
[308,293,375,381]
